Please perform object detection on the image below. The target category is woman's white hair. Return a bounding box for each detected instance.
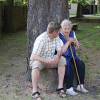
[61,19,72,28]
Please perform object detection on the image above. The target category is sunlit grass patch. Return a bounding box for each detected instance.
[95,26,100,28]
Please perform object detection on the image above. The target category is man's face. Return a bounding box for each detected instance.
[61,23,71,36]
[52,29,60,38]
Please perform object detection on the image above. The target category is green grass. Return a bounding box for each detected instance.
[74,22,100,40]
[85,55,89,59]
[0,72,3,75]
[87,33,100,48]
[0,30,27,57]
[86,67,91,77]
[6,74,12,77]
[14,88,21,92]
[20,72,25,75]
[83,16,100,19]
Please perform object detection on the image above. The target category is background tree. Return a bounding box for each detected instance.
[99,0,100,14]
[26,0,69,82]
[93,0,95,14]
[69,0,92,18]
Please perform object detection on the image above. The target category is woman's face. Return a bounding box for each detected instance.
[61,23,71,36]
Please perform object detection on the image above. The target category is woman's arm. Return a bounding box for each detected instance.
[73,31,79,50]
[61,41,70,54]
[57,40,72,55]
[73,40,79,50]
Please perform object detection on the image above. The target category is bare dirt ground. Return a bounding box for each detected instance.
[0,34,100,100]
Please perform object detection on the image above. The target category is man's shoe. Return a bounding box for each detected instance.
[76,84,89,93]
[66,87,78,95]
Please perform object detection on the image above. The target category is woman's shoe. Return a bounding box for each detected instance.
[76,84,89,93]
[66,87,78,95]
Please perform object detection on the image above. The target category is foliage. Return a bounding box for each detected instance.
[97,0,100,13]
[14,2,27,6]
[69,0,91,9]
[69,0,95,4]
[14,0,27,6]
[87,0,95,4]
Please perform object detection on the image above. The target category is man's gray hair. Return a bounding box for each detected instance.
[61,19,72,28]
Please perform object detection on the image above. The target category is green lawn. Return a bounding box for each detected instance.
[74,22,100,40]
[87,33,100,48]
[0,30,27,57]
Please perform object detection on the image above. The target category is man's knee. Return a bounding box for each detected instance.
[58,56,66,67]
[30,60,44,70]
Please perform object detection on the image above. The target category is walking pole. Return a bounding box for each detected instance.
[69,45,83,93]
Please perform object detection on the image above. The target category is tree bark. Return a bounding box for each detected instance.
[99,0,100,14]
[76,3,83,18]
[26,0,69,82]
[93,0,95,15]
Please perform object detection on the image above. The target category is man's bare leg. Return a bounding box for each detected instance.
[58,65,65,88]
[32,67,41,100]
[57,65,66,97]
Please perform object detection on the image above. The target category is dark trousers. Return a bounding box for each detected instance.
[65,58,85,89]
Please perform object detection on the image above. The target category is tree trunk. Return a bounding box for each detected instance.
[76,3,83,18]
[93,0,95,15]
[4,0,14,33]
[99,0,100,14]
[26,0,69,82]
[0,1,4,38]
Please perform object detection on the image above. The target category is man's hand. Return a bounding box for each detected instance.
[48,55,59,65]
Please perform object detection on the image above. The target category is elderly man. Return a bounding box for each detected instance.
[30,22,72,100]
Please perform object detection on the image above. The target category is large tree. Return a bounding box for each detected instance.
[99,0,100,14]
[70,0,91,18]
[26,0,69,82]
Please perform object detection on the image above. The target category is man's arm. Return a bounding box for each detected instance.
[31,53,59,65]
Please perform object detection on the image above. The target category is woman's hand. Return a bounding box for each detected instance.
[68,38,79,50]
[67,38,75,45]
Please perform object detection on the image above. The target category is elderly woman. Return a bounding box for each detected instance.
[59,19,89,95]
